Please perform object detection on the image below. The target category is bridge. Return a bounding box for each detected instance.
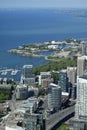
[46,105,75,130]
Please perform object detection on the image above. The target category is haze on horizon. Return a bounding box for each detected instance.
[0,0,87,9]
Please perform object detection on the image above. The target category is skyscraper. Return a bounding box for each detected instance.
[59,70,68,92]
[24,113,45,130]
[81,41,86,55]
[21,65,35,85]
[67,67,77,98]
[77,56,86,77]
[75,76,87,120]
[48,83,61,111]
[67,67,77,86]
[69,76,87,130]
[22,65,33,78]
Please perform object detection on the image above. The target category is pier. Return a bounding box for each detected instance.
[0,68,20,76]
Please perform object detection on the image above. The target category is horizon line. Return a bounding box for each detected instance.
[0,6,87,10]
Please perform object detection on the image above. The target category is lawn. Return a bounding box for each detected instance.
[57,124,69,130]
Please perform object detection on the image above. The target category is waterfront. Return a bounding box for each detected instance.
[0,8,87,69]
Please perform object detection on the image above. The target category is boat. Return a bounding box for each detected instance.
[11,69,18,75]
[1,71,8,75]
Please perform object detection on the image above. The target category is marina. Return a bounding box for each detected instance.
[0,69,12,75]
[0,68,21,82]
[11,69,19,76]
[0,69,19,76]
[1,71,8,76]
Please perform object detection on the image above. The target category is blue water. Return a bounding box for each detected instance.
[0,8,87,69]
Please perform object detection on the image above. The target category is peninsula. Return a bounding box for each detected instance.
[8,39,83,60]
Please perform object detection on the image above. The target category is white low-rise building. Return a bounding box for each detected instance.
[48,45,58,50]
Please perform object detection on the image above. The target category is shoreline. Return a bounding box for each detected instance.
[8,39,83,60]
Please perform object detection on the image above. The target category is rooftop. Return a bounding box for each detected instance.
[60,69,67,73]
[0,126,5,130]
[40,71,51,75]
[50,83,61,88]
[79,75,87,80]
[23,65,33,68]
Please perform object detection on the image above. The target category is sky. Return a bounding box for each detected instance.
[0,0,87,9]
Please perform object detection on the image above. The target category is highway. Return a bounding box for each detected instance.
[46,105,75,130]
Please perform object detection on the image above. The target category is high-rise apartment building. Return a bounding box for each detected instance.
[21,65,35,85]
[75,76,87,120]
[24,113,45,130]
[67,67,77,98]
[70,84,77,99]
[39,72,52,86]
[67,67,77,86]
[48,83,61,111]
[16,84,28,100]
[77,56,86,77]
[22,65,33,78]
[81,41,86,55]
[69,76,87,130]
[59,70,68,92]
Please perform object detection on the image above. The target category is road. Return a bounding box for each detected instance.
[46,105,75,130]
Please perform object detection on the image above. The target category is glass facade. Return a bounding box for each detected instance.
[59,71,68,92]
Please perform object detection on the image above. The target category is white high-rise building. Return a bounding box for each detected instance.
[48,83,61,111]
[75,76,87,120]
[77,56,86,77]
[69,76,87,130]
